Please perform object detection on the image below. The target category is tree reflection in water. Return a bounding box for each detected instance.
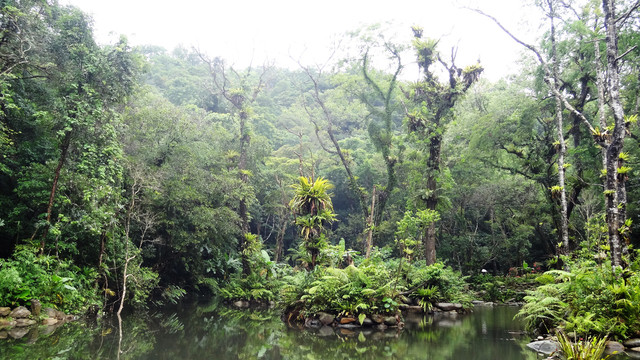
[0,303,559,359]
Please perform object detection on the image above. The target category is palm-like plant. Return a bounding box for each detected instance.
[290,177,336,269]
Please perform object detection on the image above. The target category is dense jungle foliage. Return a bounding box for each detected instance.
[1,0,640,340]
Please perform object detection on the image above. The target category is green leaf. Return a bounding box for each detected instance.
[358,313,366,325]
[358,332,366,342]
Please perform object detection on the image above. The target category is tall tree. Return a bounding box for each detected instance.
[359,36,404,257]
[403,26,483,265]
[198,53,270,274]
[474,0,634,268]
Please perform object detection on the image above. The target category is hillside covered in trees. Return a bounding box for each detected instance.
[1,0,640,343]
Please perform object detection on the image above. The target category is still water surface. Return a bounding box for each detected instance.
[0,302,628,359]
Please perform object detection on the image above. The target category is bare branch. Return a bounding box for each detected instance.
[616,0,640,25]
[616,45,637,62]
[470,7,597,136]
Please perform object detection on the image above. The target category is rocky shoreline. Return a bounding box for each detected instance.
[0,299,82,340]
[526,336,640,359]
[281,300,472,332]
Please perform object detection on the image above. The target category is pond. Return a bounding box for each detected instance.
[0,302,630,359]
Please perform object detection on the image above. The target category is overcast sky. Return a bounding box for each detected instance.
[62,0,542,80]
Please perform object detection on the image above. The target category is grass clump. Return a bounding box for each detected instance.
[556,331,612,360]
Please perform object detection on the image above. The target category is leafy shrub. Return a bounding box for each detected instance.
[220,235,284,303]
[0,246,100,312]
[408,262,473,307]
[517,255,640,339]
[299,264,397,315]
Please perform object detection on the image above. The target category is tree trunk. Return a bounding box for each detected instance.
[566,75,590,226]
[274,220,286,263]
[425,132,441,265]
[238,110,251,275]
[40,130,71,255]
[548,1,570,252]
[310,249,318,271]
[365,186,376,258]
[603,0,627,269]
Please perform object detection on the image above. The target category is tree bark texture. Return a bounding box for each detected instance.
[548,0,570,252]
[603,0,627,268]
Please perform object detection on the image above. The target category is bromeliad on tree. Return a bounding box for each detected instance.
[290,177,336,270]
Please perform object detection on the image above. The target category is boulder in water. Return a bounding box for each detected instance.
[435,303,462,311]
[526,340,560,355]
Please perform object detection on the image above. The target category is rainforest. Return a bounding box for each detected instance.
[1,0,640,359]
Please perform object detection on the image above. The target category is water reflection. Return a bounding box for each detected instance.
[0,302,629,359]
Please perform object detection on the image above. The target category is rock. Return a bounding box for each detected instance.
[8,327,29,339]
[43,307,56,318]
[43,308,66,320]
[339,317,356,324]
[0,319,16,328]
[232,300,249,308]
[383,316,397,326]
[398,304,409,311]
[375,324,388,330]
[42,318,58,326]
[537,336,544,341]
[371,314,385,324]
[605,341,625,353]
[30,299,41,317]
[625,339,640,348]
[0,331,7,339]
[14,319,36,327]
[318,326,334,337]
[65,315,77,322]
[9,306,31,319]
[317,312,335,326]
[361,317,374,326]
[630,347,640,353]
[527,340,560,355]
[435,303,463,311]
[0,307,11,317]
[305,318,322,329]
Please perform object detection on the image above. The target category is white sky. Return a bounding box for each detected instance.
[62,0,543,81]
